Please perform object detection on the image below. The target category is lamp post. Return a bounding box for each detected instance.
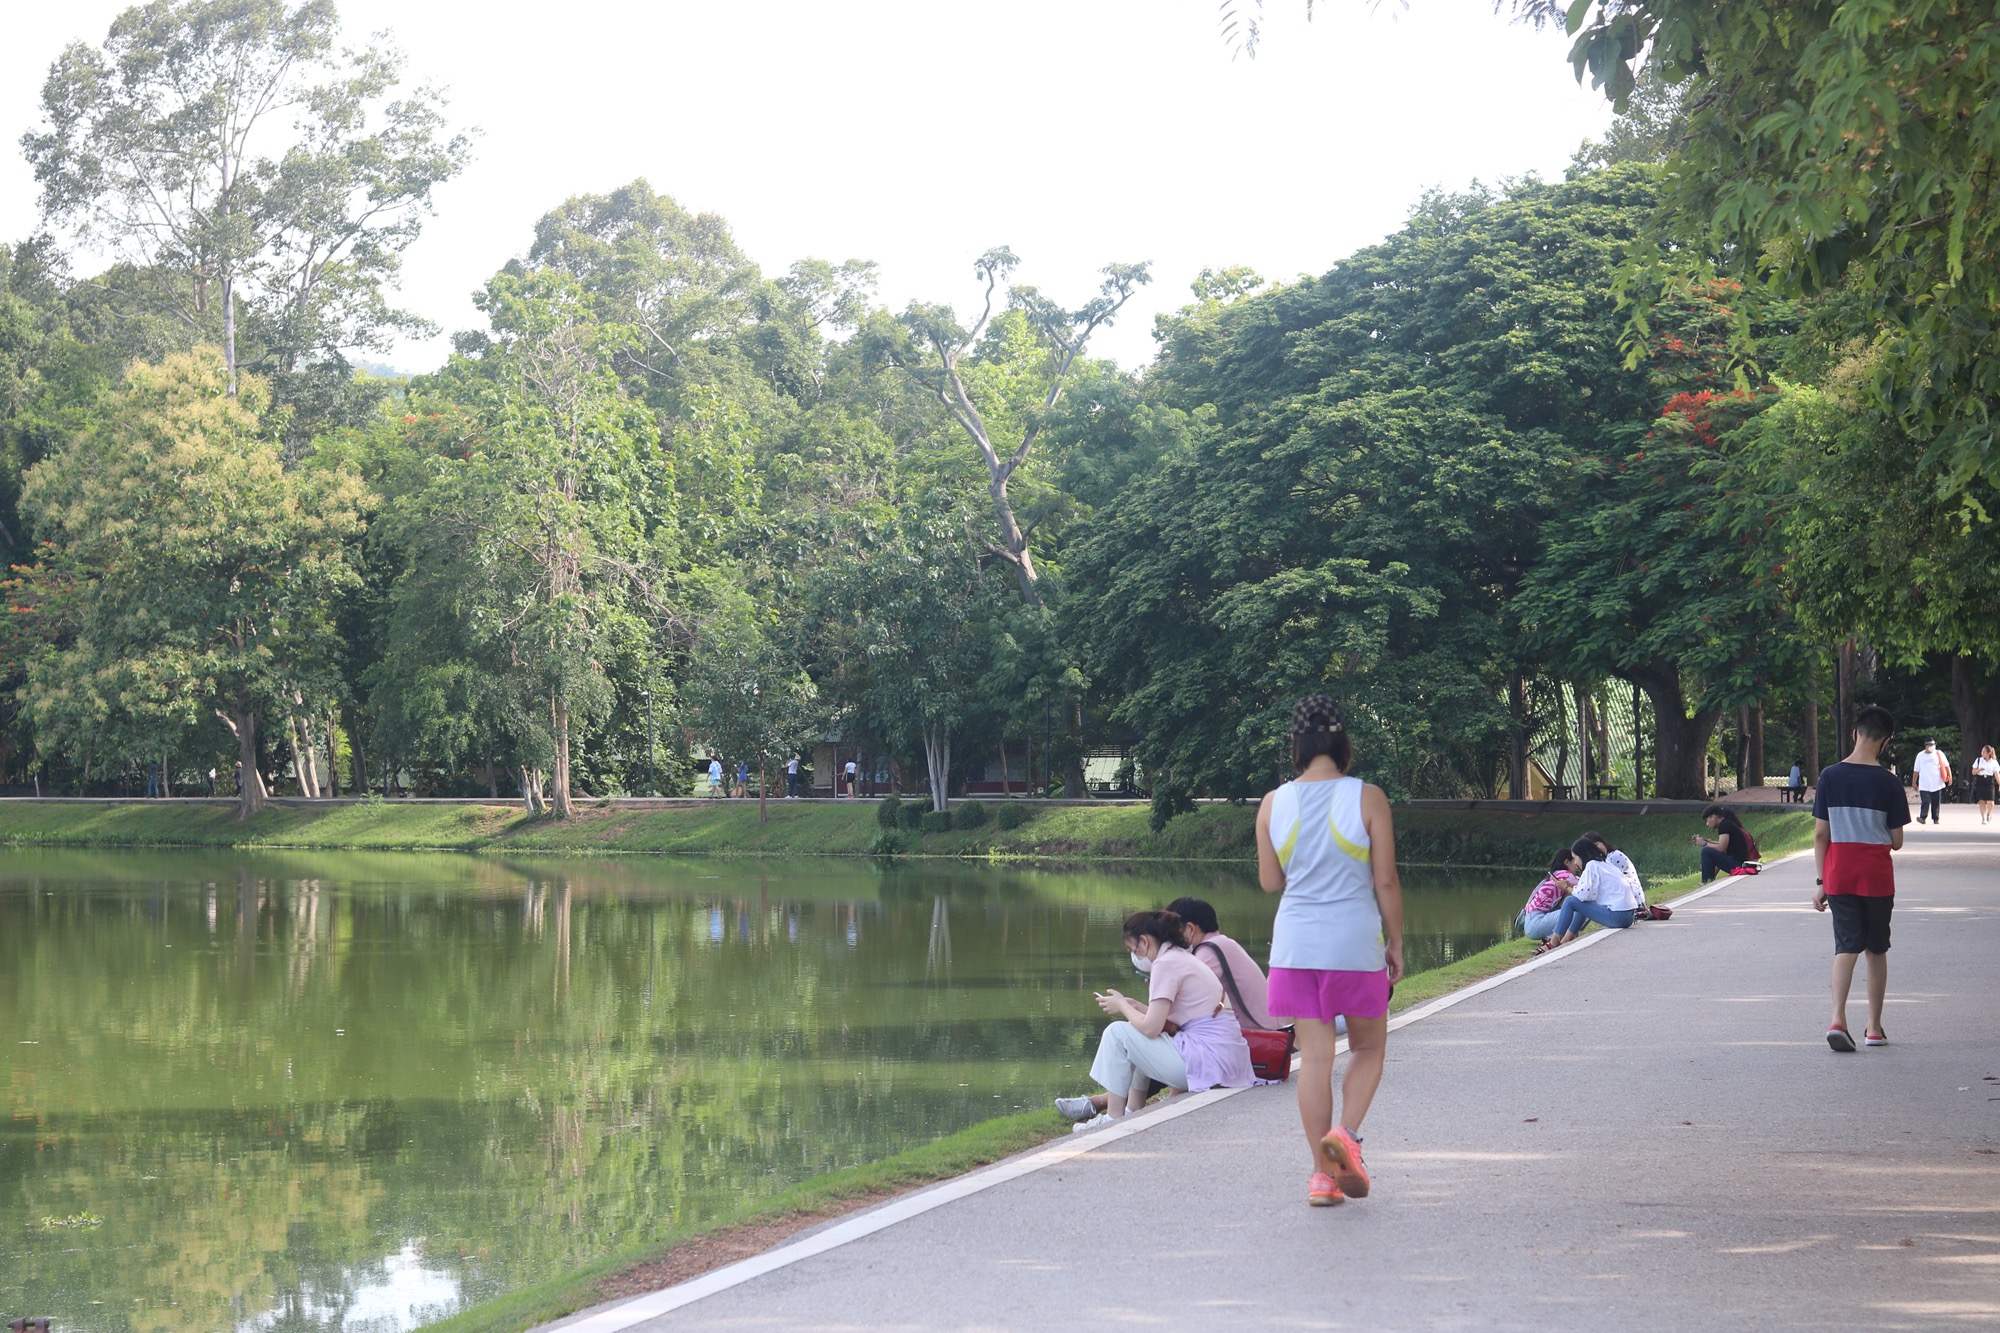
[642,690,656,796]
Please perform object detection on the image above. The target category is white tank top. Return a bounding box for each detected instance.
[1267,776,1384,972]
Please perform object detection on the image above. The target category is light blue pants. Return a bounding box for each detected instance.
[1551,897,1636,936]
[1521,908,1564,940]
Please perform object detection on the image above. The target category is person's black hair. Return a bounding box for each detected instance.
[1701,803,1747,835]
[1291,693,1353,772]
[1548,847,1578,873]
[1570,837,1606,863]
[1854,704,1895,741]
[1164,896,1219,935]
[1123,909,1187,951]
[1579,828,1616,853]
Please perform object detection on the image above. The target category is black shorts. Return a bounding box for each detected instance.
[1828,893,1892,956]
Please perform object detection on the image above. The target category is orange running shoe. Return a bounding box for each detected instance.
[1320,1126,1371,1198]
[1307,1171,1344,1207]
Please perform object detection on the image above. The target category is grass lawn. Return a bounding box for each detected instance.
[0,796,1817,875]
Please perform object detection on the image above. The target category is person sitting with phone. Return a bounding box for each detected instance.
[1057,909,1255,1133]
[1693,805,1759,881]
[1058,897,1275,1124]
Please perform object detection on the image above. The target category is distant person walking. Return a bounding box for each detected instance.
[785,754,800,799]
[844,757,858,798]
[734,760,750,798]
[1814,705,1907,1052]
[707,756,723,797]
[1256,694,1405,1208]
[1911,738,1950,825]
[145,760,162,798]
[1972,745,1998,825]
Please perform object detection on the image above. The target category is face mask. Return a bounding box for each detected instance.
[1129,951,1152,974]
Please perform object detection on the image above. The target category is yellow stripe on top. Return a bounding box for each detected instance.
[1277,819,1300,869]
[1329,812,1370,864]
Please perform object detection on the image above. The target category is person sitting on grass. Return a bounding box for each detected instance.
[1057,896,1278,1124]
[1692,805,1759,881]
[1519,848,1580,941]
[1060,909,1255,1134]
[1534,838,1643,953]
[1579,829,1647,912]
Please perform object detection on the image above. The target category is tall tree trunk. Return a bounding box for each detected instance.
[998,738,1013,797]
[325,714,340,797]
[1805,673,1820,779]
[222,271,238,396]
[345,705,368,796]
[1948,656,2000,786]
[922,725,951,813]
[1746,705,1765,787]
[485,755,498,799]
[1836,638,1858,757]
[235,698,267,818]
[1633,665,1721,800]
[1507,671,1529,799]
[551,696,573,819]
[758,753,768,823]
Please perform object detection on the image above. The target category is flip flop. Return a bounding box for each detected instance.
[1864,1028,1888,1046]
[1826,1026,1856,1053]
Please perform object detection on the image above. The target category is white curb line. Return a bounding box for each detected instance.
[550,848,1812,1331]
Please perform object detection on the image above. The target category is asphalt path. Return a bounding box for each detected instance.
[546,803,1999,1332]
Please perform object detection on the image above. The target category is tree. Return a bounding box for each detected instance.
[22,0,469,394]
[10,350,363,815]
[679,574,818,821]
[866,250,1148,606]
[1532,1,2000,490]
[374,270,666,817]
[812,502,996,812]
[1066,170,1665,803]
[1727,349,2000,780]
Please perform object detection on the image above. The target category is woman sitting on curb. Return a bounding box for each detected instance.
[1535,838,1643,953]
[1056,897,1275,1125]
[1064,909,1256,1133]
[1519,848,1580,941]
[1693,805,1759,881]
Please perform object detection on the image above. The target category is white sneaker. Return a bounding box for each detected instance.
[1053,1096,1096,1123]
[1071,1113,1116,1134]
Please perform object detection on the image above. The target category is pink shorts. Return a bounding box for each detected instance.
[1267,966,1390,1022]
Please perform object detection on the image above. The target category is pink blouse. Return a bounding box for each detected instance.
[1524,870,1574,915]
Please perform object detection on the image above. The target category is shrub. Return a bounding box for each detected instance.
[898,802,926,831]
[919,809,953,834]
[867,830,906,856]
[876,792,902,829]
[951,799,988,830]
[994,802,1031,831]
[1150,781,1195,832]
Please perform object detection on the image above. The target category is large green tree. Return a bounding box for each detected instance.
[1067,169,1665,805]
[1535,1,2000,490]
[22,0,469,394]
[11,350,364,813]
[372,270,668,816]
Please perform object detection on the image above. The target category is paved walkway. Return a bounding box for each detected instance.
[550,805,1999,1331]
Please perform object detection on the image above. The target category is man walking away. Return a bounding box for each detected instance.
[1910,738,1950,825]
[785,754,799,799]
[844,757,857,798]
[1813,705,1907,1052]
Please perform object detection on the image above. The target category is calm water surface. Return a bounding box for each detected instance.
[0,849,1528,1329]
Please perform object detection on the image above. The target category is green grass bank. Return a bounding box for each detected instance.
[0,797,1816,875]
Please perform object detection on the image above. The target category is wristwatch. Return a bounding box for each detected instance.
[1815,877,1823,886]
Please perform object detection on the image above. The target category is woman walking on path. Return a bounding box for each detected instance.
[1971,745,1998,825]
[1256,695,1405,1208]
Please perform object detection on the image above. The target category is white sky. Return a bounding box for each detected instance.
[0,0,1614,373]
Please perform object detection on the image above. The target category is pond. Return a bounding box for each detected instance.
[0,849,1529,1330]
